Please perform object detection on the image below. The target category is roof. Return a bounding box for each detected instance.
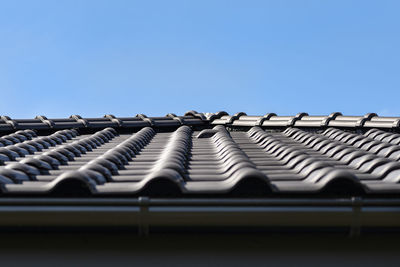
[1,111,400,232]
[1,111,400,196]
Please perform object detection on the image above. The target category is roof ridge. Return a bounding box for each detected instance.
[1,112,400,133]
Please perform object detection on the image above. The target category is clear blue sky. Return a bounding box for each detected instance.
[0,0,399,118]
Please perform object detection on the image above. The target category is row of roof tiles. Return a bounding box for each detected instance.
[2,111,400,132]
[0,111,400,132]
[205,112,400,129]
[0,114,206,132]
[1,123,400,196]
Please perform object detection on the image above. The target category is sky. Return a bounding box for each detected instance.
[0,0,399,118]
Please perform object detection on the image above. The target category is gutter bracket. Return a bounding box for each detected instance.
[350,196,362,237]
[138,196,150,236]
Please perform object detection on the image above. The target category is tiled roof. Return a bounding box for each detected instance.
[1,111,400,197]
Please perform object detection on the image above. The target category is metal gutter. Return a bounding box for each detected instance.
[0,197,400,206]
[0,197,399,234]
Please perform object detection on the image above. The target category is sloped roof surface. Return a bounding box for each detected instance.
[1,111,400,197]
